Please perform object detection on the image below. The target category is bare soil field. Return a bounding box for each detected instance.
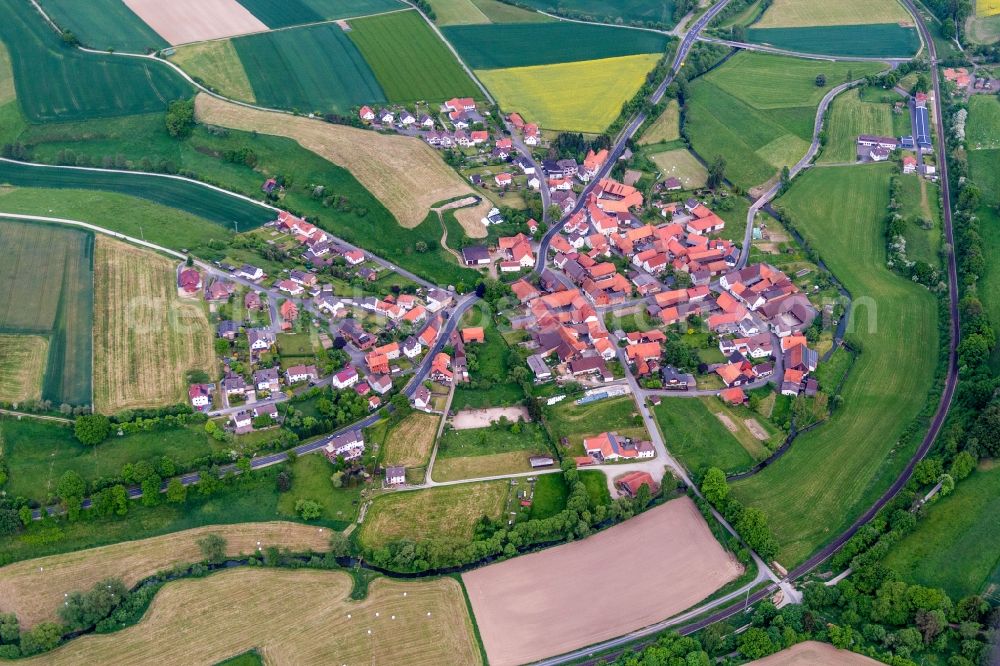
[0,522,332,627]
[195,93,475,228]
[463,497,742,666]
[0,335,48,403]
[451,405,530,430]
[715,412,738,433]
[382,411,440,467]
[749,641,882,665]
[123,0,268,45]
[92,237,215,413]
[17,568,481,665]
[745,418,769,440]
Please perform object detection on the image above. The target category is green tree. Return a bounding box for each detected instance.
[56,470,86,520]
[295,498,322,520]
[19,622,62,656]
[214,338,231,356]
[0,613,18,643]
[701,467,729,505]
[707,155,727,189]
[165,478,187,504]
[738,627,776,659]
[110,484,129,516]
[949,450,976,480]
[815,73,827,86]
[165,98,195,138]
[74,414,111,446]
[18,506,32,526]
[140,475,161,507]
[329,531,351,557]
[59,578,127,630]
[197,533,227,561]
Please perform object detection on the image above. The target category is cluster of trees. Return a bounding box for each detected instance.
[706,0,773,41]
[165,98,195,138]
[280,387,368,439]
[700,467,779,560]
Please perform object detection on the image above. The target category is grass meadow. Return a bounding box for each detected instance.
[433,422,551,481]
[966,95,1000,150]
[754,0,911,27]
[653,398,756,475]
[732,164,939,566]
[428,0,491,25]
[233,23,386,114]
[685,53,884,190]
[0,220,93,406]
[746,24,921,58]
[895,175,942,267]
[649,148,708,189]
[443,22,668,69]
[639,99,680,145]
[37,0,167,52]
[477,54,660,133]
[379,411,441,468]
[275,455,362,525]
[819,88,895,163]
[358,481,508,549]
[966,97,1000,368]
[543,396,647,456]
[0,0,190,122]
[0,335,48,403]
[513,0,679,26]
[883,463,1000,599]
[169,40,256,103]
[469,0,554,22]
[348,10,480,104]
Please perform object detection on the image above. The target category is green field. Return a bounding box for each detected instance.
[0,220,93,406]
[819,88,894,163]
[235,0,404,27]
[0,0,191,122]
[967,97,1000,368]
[883,464,1000,599]
[754,0,911,27]
[275,454,362,524]
[477,53,659,133]
[685,53,884,190]
[746,24,921,58]
[966,95,1000,150]
[233,23,386,114]
[349,10,480,104]
[732,164,939,566]
[513,0,678,27]
[896,175,942,266]
[653,398,756,475]
[37,0,167,52]
[428,0,492,24]
[470,0,555,21]
[649,148,708,189]
[433,423,551,480]
[442,22,669,69]
[169,40,256,103]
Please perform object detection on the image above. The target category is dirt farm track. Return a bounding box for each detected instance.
[462,497,743,666]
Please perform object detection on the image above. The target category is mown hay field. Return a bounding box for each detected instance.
[348,10,481,104]
[470,0,554,22]
[0,160,274,230]
[732,164,938,566]
[649,148,708,188]
[747,24,921,58]
[380,411,440,468]
[37,0,167,52]
[194,93,475,228]
[13,569,481,665]
[513,0,678,27]
[235,0,405,27]
[432,450,538,480]
[433,422,550,481]
[169,39,256,103]
[639,99,680,145]
[0,335,48,403]
[93,237,215,414]
[477,54,660,133]
[0,220,93,406]
[443,21,668,69]
[0,0,191,122]
[0,522,332,628]
[754,0,911,27]
[233,22,386,114]
[428,0,491,24]
[819,88,895,163]
[359,481,507,549]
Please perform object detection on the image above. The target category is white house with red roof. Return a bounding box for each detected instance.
[359,106,375,122]
[445,97,476,113]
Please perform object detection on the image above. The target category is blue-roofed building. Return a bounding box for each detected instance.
[914,106,932,151]
[899,135,915,150]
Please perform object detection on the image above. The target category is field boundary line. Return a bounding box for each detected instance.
[0,408,73,424]
[0,212,186,260]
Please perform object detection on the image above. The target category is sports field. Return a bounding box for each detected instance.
[685,53,884,190]
[746,24,921,58]
[358,481,507,550]
[233,23,386,114]
[748,641,882,665]
[477,54,659,133]
[0,161,274,231]
[819,88,895,163]
[0,0,191,122]
[464,497,741,666]
[0,220,93,406]
[92,237,214,414]
[348,10,481,104]
[235,0,405,27]
[0,522,332,627]
[754,0,911,27]
[732,164,938,566]
[194,93,475,228]
[169,40,256,102]
[15,569,481,665]
[0,335,48,403]
[639,99,680,145]
[381,412,441,468]
[37,0,167,52]
[884,463,1000,599]
[513,0,678,27]
[649,148,708,188]
[442,22,669,69]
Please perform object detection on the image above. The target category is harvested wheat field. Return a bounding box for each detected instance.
[123,0,267,45]
[0,522,332,628]
[92,237,214,413]
[0,335,48,403]
[382,411,440,467]
[749,641,882,665]
[463,497,742,666]
[195,93,474,228]
[452,199,491,238]
[17,568,481,665]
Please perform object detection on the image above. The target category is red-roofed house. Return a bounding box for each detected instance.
[279,300,298,321]
[343,249,365,265]
[359,106,375,122]
[461,327,485,344]
[720,387,747,405]
[431,353,453,383]
[177,268,202,294]
[495,173,513,187]
[445,97,476,112]
[617,471,658,498]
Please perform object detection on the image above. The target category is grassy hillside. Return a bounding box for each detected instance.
[732,164,939,566]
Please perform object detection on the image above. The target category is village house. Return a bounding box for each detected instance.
[277,279,304,297]
[413,385,432,410]
[462,246,491,267]
[369,374,392,395]
[431,353,453,383]
[231,409,254,434]
[324,430,365,462]
[332,366,360,390]
[279,300,298,323]
[217,320,239,340]
[285,364,318,385]
[341,320,375,350]
[359,106,375,122]
[365,352,390,375]
[254,367,280,392]
[583,432,655,462]
[188,384,212,410]
[247,329,276,352]
[222,374,246,396]
[402,336,422,359]
[244,291,262,311]
[177,268,202,294]
[205,280,234,302]
[236,264,264,282]
[385,466,406,486]
[617,471,658,498]
[460,327,485,344]
[902,155,917,174]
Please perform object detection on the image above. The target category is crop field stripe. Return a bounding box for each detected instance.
[0,161,273,230]
[37,0,167,52]
[428,0,491,25]
[509,0,679,27]
[234,23,386,114]
[0,0,191,123]
[169,40,256,103]
[348,10,480,103]
[731,164,938,566]
[234,0,324,27]
[43,231,95,407]
[980,0,1000,15]
[442,22,669,69]
[754,0,912,27]
[0,335,49,403]
[746,24,921,58]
